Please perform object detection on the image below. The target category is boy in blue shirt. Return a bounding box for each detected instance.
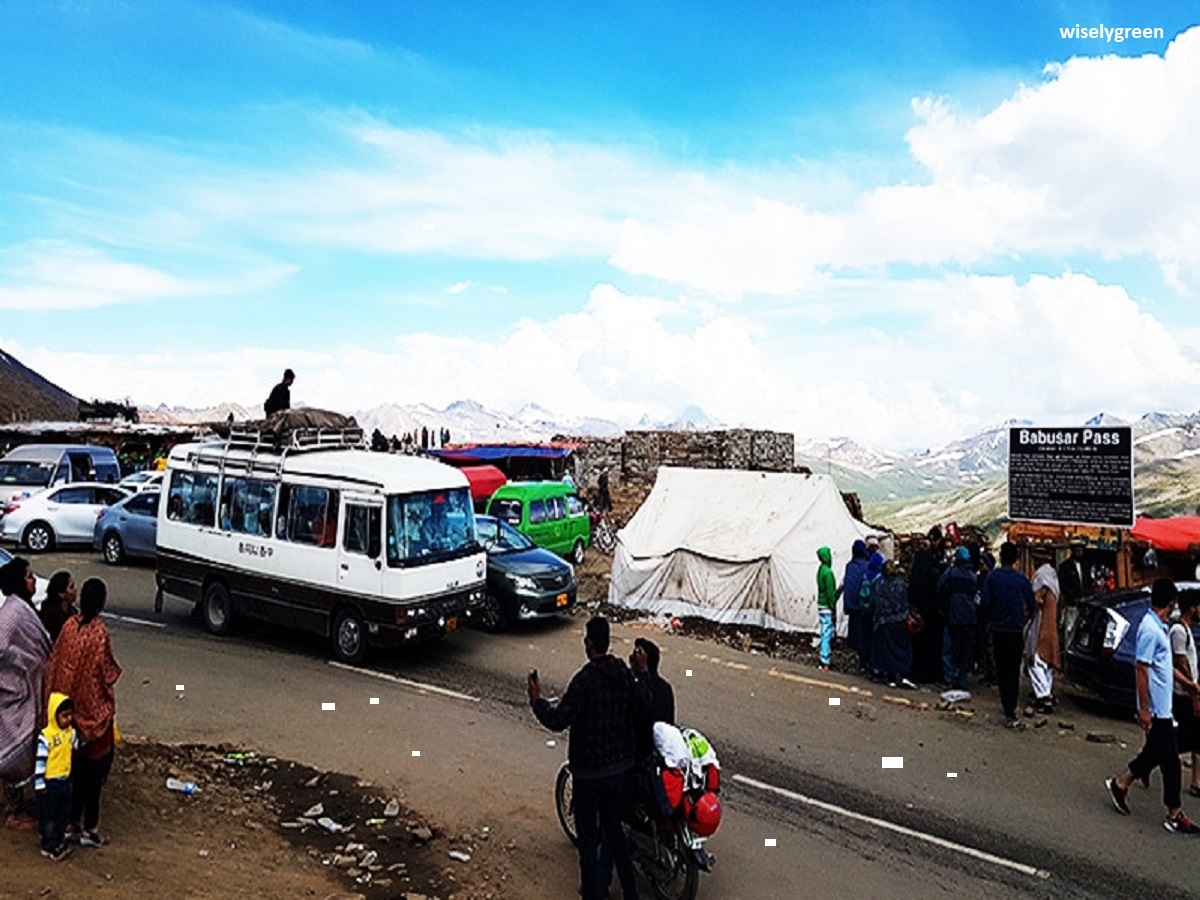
[1106,579,1200,834]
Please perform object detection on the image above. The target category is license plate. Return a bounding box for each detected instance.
[444,616,458,632]
[556,593,569,608]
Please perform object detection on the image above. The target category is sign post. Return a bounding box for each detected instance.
[1007,426,1134,527]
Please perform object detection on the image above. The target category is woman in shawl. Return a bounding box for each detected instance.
[45,577,122,847]
[871,560,916,689]
[1026,562,1060,714]
[38,571,78,644]
[0,557,52,788]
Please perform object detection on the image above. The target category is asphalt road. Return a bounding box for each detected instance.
[24,549,1200,899]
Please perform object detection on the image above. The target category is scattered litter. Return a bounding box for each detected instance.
[828,698,840,706]
[322,702,335,711]
[411,750,421,757]
[545,740,556,748]
[198,849,209,858]
[686,670,693,677]
[370,697,379,705]
[303,803,324,818]
[317,817,346,834]
[360,850,378,867]
[939,690,971,703]
[408,825,433,844]
[165,778,199,795]
[365,818,386,827]
[764,838,776,847]
[176,684,185,691]
[947,773,957,778]
[448,850,472,863]
[882,757,903,769]
[383,799,401,818]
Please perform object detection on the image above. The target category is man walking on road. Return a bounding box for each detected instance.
[979,543,1035,728]
[1169,593,1200,797]
[816,547,837,671]
[1106,579,1200,834]
[528,616,649,900]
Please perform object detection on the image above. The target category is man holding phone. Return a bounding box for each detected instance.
[528,616,649,900]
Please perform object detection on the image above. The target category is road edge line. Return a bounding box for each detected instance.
[732,773,1051,881]
[327,661,481,703]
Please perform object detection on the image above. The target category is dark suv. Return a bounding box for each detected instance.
[1066,582,1200,710]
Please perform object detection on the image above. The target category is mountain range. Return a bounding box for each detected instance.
[797,411,1200,531]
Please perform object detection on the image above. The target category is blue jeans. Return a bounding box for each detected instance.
[38,778,71,852]
[819,610,834,666]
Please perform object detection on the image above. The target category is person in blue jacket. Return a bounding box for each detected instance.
[979,543,1035,727]
[842,540,872,672]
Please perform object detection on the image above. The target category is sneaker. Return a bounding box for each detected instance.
[1003,717,1024,730]
[899,678,917,690]
[1106,778,1131,815]
[41,843,72,861]
[1164,812,1200,835]
[818,664,830,672]
[78,830,106,848]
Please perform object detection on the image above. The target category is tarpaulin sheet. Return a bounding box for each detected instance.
[1130,517,1200,553]
[609,467,880,633]
[429,444,574,461]
[461,465,507,501]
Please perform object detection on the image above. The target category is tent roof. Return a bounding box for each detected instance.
[429,443,575,462]
[619,466,876,563]
[460,464,507,501]
[1130,517,1200,553]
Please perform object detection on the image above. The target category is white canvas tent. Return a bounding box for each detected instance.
[609,467,882,633]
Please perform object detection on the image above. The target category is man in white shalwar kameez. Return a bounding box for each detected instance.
[1026,564,1061,714]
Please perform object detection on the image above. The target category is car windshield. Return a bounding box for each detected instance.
[386,487,478,567]
[476,517,535,553]
[0,461,54,486]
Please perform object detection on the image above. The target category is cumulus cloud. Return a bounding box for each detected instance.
[8,274,1197,450]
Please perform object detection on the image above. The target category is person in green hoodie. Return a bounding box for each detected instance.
[817,547,837,671]
[35,692,78,861]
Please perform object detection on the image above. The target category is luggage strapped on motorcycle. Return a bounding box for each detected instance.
[651,723,722,837]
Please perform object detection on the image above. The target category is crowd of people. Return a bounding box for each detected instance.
[825,527,1070,728]
[0,558,122,861]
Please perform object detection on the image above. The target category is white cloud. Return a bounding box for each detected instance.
[0,240,296,310]
[8,274,1196,450]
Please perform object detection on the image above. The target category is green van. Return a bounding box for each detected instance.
[485,481,591,564]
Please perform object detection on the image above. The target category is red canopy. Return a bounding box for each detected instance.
[1130,517,1200,553]
[461,465,507,502]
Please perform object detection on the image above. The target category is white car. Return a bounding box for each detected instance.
[118,470,165,493]
[0,483,131,552]
[0,545,48,610]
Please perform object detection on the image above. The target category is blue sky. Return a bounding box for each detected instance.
[2,1,1199,449]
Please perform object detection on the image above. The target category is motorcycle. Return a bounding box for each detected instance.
[588,511,617,554]
[554,761,715,900]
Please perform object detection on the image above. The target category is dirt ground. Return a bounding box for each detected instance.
[1,740,512,900]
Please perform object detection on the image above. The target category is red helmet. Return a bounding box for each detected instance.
[687,791,722,837]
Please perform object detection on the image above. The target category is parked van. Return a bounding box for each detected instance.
[155,424,486,664]
[0,444,121,501]
[486,481,590,564]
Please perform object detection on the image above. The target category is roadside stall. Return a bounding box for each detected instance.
[1128,517,1200,583]
[1004,521,1143,594]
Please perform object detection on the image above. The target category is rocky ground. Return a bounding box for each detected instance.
[1,740,511,900]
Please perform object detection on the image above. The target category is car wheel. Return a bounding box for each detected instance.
[477,592,509,633]
[332,607,367,665]
[202,581,234,636]
[23,521,55,553]
[102,532,125,565]
[571,538,585,566]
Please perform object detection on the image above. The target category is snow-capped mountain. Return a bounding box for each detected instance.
[800,410,1200,509]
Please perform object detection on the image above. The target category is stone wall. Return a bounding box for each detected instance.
[555,428,797,491]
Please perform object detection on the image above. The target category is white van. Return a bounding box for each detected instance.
[154,424,486,663]
[0,444,121,500]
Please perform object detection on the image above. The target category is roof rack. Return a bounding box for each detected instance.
[227,424,366,454]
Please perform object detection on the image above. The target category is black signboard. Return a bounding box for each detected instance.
[1008,426,1134,527]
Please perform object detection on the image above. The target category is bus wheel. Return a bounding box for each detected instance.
[333,608,367,665]
[202,581,234,636]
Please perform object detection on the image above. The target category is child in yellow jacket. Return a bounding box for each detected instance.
[35,692,78,860]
